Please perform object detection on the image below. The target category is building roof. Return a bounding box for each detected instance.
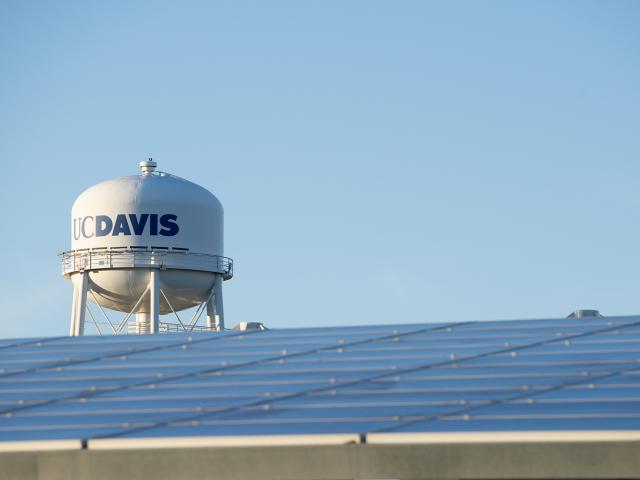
[2,314,640,450]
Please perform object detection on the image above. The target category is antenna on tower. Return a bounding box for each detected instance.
[139,158,157,175]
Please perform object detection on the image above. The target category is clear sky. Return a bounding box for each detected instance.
[1,1,639,338]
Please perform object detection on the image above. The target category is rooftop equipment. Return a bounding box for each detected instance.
[567,309,602,318]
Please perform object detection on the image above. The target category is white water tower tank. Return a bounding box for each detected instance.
[60,160,233,336]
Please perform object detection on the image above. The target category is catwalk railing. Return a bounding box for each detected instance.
[59,248,233,279]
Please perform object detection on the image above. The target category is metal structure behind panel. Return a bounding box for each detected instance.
[60,160,233,336]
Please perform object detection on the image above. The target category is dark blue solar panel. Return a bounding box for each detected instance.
[1,316,640,442]
[393,416,640,432]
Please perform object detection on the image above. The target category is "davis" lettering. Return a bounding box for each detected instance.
[73,214,179,240]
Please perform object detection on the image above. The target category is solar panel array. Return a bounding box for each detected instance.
[2,315,640,444]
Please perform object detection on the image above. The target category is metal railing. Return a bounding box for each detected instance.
[59,248,233,279]
[126,322,215,334]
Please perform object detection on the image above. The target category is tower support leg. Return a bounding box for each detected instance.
[149,269,160,334]
[206,295,215,331]
[206,274,224,332]
[69,272,88,337]
[214,274,224,331]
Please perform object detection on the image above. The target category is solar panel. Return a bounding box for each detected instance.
[1,315,640,444]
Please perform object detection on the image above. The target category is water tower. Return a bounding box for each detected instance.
[60,160,233,336]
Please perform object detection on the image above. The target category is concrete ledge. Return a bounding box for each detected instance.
[367,430,640,444]
[88,433,361,449]
[0,440,82,452]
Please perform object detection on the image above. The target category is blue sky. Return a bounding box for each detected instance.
[1,1,639,337]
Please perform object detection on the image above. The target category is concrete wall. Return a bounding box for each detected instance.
[1,441,640,480]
